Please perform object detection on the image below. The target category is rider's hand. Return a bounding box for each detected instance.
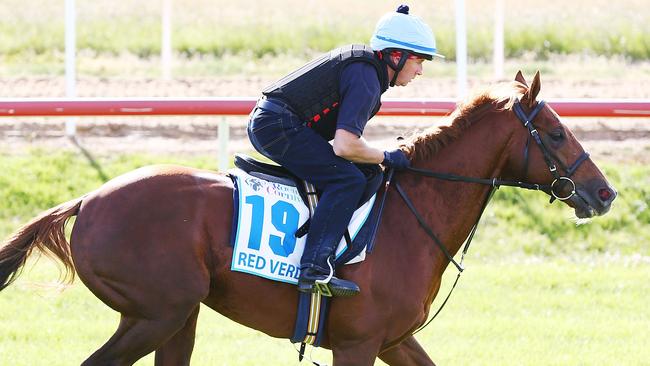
[382,149,410,170]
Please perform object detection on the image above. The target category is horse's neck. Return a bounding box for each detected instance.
[398,117,514,271]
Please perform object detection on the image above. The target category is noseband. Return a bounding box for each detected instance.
[513,100,590,202]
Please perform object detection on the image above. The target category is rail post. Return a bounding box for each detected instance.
[218,117,230,171]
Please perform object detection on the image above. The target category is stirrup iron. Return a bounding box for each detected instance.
[314,258,335,297]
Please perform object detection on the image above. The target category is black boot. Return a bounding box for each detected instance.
[297,267,360,297]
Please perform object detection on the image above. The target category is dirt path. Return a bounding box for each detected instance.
[1,76,649,164]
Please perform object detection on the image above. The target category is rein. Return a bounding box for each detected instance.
[390,98,591,335]
[394,169,495,336]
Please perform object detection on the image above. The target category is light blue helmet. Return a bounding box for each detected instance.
[370,5,444,60]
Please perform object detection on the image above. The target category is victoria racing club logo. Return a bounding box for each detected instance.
[245,177,264,192]
[245,176,281,196]
[244,176,302,203]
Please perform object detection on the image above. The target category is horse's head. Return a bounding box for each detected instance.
[505,71,617,218]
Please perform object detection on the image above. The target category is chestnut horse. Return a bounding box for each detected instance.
[0,72,616,365]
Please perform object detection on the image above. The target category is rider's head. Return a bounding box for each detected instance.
[370,5,444,87]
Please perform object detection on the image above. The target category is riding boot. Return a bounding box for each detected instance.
[297,257,360,297]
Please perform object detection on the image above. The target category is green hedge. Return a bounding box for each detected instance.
[1,0,649,61]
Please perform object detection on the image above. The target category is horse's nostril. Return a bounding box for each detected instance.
[598,188,613,202]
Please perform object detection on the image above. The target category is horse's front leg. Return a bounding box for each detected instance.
[378,335,436,366]
[330,337,383,366]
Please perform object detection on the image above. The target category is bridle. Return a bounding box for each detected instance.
[513,100,591,202]
[376,98,592,334]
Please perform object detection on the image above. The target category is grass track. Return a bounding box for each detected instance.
[0,257,648,365]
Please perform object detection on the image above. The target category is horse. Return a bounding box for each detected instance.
[0,72,616,365]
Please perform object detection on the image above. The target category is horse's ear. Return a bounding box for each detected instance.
[524,71,542,108]
[515,70,527,86]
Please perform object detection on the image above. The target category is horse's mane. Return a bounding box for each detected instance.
[401,81,529,161]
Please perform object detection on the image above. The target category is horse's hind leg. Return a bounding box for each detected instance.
[81,305,198,366]
[154,305,200,366]
[378,335,436,366]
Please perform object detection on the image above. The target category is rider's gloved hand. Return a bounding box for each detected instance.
[382,149,410,170]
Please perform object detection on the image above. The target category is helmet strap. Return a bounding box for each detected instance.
[381,49,410,87]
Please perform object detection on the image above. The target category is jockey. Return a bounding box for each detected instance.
[247,5,443,297]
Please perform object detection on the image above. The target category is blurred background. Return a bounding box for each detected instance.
[0,1,648,365]
[1,0,649,94]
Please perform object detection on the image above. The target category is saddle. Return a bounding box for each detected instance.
[233,154,382,209]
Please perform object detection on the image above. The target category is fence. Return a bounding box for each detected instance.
[1,97,649,170]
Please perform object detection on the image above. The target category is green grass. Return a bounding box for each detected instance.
[0,257,648,365]
[475,162,650,258]
[1,0,649,78]
[0,150,217,238]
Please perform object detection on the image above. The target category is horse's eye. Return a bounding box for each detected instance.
[549,129,564,142]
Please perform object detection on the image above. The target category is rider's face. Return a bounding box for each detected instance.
[394,56,424,86]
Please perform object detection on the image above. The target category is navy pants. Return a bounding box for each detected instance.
[247,98,367,273]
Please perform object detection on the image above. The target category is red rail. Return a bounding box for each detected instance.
[0,97,649,117]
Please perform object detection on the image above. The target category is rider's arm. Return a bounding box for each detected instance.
[332,129,385,163]
[334,62,386,164]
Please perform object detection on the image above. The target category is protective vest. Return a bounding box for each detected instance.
[262,44,389,140]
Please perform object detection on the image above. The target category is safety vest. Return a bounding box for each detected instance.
[262,44,389,140]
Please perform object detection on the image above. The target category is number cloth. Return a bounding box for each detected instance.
[229,168,375,284]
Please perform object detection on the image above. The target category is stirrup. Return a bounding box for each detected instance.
[314,257,335,297]
[314,281,333,297]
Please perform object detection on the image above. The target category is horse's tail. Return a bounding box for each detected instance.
[0,196,83,291]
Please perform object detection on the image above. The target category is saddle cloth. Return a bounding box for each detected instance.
[227,154,380,284]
